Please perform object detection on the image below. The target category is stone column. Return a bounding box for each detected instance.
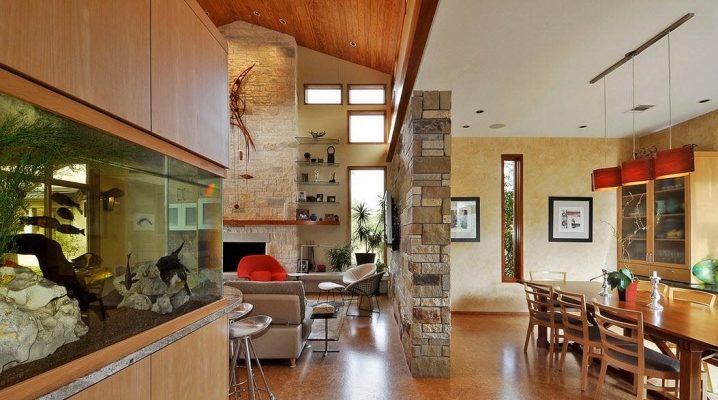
[387,90,451,378]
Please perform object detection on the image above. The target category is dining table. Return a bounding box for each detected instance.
[533,281,718,400]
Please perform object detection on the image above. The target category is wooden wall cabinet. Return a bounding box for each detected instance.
[0,0,152,130]
[151,0,230,167]
[618,152,718,283]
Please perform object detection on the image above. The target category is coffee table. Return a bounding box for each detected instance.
[311,310,339,356]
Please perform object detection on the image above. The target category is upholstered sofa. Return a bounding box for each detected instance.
[225,280,312,366]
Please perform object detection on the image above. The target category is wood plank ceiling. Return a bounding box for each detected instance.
[196,0,406,74]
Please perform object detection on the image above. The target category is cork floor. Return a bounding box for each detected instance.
[244,296,661,400]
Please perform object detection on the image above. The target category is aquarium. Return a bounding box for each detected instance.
[0,93,222,388]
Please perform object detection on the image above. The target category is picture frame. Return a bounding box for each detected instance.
[450,197,480,242]
[327,195,336,203]
[298,191,307,202]
[297,259,309,273]
[316,193,324,202]
[296,208,310,220]
[548,196,593,242]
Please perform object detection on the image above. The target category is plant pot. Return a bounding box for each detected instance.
[355,253,376,265]
[618,281,638,302]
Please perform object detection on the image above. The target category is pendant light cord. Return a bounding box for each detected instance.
[603,77,608,166]
[667,32,673,149]
[632,56,636,160]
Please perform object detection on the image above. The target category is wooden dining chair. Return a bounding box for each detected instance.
[668,287,717,307]
[636,279,668,296]
[529,271,567,282]
[556,290,602,391]
[593,302,680,400]
[523,282,564,367]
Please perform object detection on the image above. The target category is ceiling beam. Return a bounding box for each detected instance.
[386,0,439,162]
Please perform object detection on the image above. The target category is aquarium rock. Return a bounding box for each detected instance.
[151,295,172,315]
[170,290,190,310]
[118,293,152,311]
[0,267,88,372]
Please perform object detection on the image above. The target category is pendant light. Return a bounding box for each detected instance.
[591,77,622,191]
[654,32,695,178]
[622,56,655,186]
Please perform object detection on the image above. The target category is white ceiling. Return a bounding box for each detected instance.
[415,0,718,138]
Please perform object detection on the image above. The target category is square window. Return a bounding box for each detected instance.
[348,111,386,143]
[304,84,342,105]
[348,84,386,105]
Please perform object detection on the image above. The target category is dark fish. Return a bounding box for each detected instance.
[57,224,85,236]
[57,207,74,221]
[124,253,137,291]
[20,216,61,229]
[101,188,125,198]
[72,252,103,269]
[156,242,191,296]
[51,193,83,213]
[137,217,153,227]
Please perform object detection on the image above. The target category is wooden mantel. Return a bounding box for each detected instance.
[223,219,340,227]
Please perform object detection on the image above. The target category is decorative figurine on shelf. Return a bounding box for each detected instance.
[327,146,335,164]
[329,172,336,183]
[304,152,311,162]
[314,169,320,182]
[301,173,309,182]
[647,271,664,310]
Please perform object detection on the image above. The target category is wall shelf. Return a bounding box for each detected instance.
[297,201,340,205]
[296,180,339,186]
[295,137,340,144]
[223,219,340,227]
[296,161,340,167]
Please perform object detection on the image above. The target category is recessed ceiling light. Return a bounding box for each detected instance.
[699,99,711,103]
[475,109,484,114]
[279,18,287,24]
[349,41,357,48]
[489,123,505,129]
[579,125,587,129]
[462,125,470,128]
[253,10,261,16]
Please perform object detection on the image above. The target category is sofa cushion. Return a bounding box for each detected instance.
[242,293,301,325]
[271,272,288,281]
[250,270,272,281]
[225,281,307,322]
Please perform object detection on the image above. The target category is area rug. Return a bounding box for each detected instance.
[308,301,346,341]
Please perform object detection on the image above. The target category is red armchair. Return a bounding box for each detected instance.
[237,255,288,281]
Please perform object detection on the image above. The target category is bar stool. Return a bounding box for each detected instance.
[229,315,274,400]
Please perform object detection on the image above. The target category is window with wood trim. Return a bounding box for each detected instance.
[348,111,386,143]
[502,154,523,282]
[304,84,342,105]
[348,84,386,105]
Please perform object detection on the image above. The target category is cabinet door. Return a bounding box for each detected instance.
[652,176,688,266]
[619,184,649,264]
[151,0,229,167]
[0,0,151,129]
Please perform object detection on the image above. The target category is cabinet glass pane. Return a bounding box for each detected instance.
[653,177,686,264]
[620,185,647,262]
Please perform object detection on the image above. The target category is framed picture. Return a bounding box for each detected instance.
[327,195,336,203]
[316,193,324,202]
[298,191,307,202]
[296,208,310,220]
[450,197,479,242]
[548,196,593,242]
[297,259,309,273]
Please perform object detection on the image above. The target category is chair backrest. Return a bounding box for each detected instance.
[636,279,668,296]
[237,255,286,280]
[668,287,716,307]
[556,289,591,343]
[523,282,555,321]
[593,301,644,375]
[529,271,567,282]
[346,272,384,296]
[343,263,377,284]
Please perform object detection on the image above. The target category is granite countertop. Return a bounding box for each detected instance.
[39,297,243,400]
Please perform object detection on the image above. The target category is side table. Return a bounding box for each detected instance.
[311,310,339,356]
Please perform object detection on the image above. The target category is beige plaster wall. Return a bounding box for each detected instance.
[639,109,718,151]
[451,137,631,312]
[296,47,390,268]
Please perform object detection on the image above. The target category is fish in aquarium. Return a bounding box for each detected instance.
[101,187,125,198]
[123,253,138,291]
[57,224,85,236]
[72,252,103,269]
[20,216,61,229]
[51,193,83,213]
[157,242,192,296]
[56,207,74,221]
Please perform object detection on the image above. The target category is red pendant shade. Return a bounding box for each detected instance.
[621,158,655,186]
[591,166,622,191]
[654,146,694,179]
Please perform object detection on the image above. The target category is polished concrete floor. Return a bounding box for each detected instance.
[247,296,661,400]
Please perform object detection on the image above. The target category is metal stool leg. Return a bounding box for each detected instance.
[243,337,256,400]
[248,337,275,399]
[229,338,241,400]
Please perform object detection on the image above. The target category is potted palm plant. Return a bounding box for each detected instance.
[351,202,384,265]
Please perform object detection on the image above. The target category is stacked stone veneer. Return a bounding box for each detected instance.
[387,91,451,378]
[220,21,299,270]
